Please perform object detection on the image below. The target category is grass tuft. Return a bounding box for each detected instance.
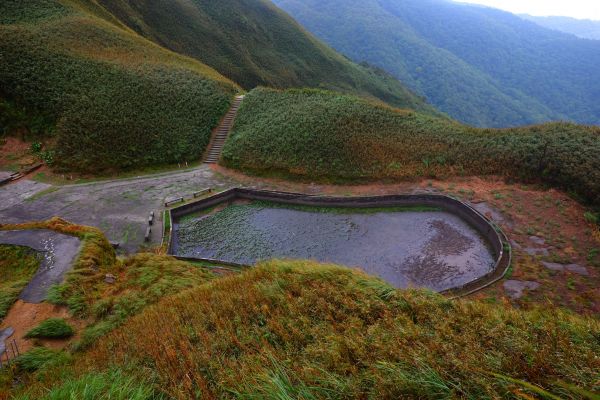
[16,347,70,372]
[25,318,74,339]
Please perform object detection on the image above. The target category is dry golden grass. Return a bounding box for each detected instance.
[76,260,600,399]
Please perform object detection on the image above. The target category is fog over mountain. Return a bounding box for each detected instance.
[520,15,600,41]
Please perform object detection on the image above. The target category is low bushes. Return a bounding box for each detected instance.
[223,88,600,204]
[25,318,74,339]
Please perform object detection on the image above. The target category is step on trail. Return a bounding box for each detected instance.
[203,95,244,164]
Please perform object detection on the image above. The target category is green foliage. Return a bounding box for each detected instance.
[85,260,600,398]
[25,318,75,339]
[30,142,55,165]
[584,212,598,225]
[14,369,162,400]
[16,348,70,372]
[0,245,40,321]
[275,0,600,127]
[96,0,433,112]
[223,88,600,205]
[77,253,216,349]
[0,0,237,172]
[0,98,54,138]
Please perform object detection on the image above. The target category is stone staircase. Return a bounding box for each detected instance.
[204,95,244,164]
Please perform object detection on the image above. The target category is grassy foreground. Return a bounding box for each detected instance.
[0,0,237,172]
[21,261,590,399]
[222,88,600,205]
[1,221,598,399]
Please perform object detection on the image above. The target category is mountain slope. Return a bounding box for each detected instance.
[93,0,435,112]
[223,88,600,205]
[521,15,600,40]
[0,0,238,171]
[274,0,600,127]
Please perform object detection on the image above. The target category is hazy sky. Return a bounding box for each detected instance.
[457,0,600,20]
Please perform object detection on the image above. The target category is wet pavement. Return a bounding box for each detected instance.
[173,202,496,292]
[0,230,81,303]
[0,327,14,353]
[0,167,236,253]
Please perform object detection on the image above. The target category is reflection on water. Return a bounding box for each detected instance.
[173,202,495,291]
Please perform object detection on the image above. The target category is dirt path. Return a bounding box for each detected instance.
[0,301,84,358]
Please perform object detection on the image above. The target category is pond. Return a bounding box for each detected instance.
[172,201,496,292]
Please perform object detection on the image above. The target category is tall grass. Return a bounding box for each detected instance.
[14,369,162,400]
[0,0,237,172]
[223,88,600,205]
[80,260,599,399]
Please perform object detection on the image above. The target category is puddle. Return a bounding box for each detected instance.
[172,201,496,292]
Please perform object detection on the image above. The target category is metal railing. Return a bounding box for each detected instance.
[0,339,20,369]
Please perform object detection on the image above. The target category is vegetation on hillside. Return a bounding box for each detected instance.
[0,218,217,353]
[0,0,237,172]
[222,88,600,205]
[95,0,434,113]
[25,318,74,339]
[275,0,600,127]
[0,245,40,321]
[2,221,598,398]
[12,260,593,399]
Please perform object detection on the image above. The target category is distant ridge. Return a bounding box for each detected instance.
[520,14,600,40]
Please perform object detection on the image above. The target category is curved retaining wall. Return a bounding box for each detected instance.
[169,188,511,297]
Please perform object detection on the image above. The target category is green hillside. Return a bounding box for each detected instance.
[274,0,600,128]
[222,88,600,204]
[0,0,238,172]
[13,260,599,399]
[94,0,434,112]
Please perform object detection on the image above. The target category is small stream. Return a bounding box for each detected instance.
[172,201,496,291]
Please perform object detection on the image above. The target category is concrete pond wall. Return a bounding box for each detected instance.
[168,188,511,297]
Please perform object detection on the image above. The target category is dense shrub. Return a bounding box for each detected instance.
[0,0,237,172]
[223,88,600,204]
[25,318,74,339]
